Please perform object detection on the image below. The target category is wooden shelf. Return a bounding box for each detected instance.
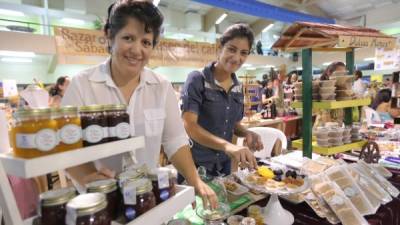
[291,98,371,109]
[0,137,144,178]
[292,139,367,155]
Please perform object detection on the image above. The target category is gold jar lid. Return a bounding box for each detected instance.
[103,104,127,111]
[117,169,146,187]
[124,178,153,195]
[79,105,104,112]
[40,187,76,207]
[86,179,117,194]
[14,108,52,118]
[66,193,107,217]
[60,106,79,113]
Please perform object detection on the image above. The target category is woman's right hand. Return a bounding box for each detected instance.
[223,143,257,170]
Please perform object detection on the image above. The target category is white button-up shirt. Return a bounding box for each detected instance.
[61,58,189,173]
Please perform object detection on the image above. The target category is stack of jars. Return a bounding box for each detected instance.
[38,165,177,225]
[10,104,130,158]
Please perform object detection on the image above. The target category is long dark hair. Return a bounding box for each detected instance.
[371,88,391,110]
[49,76,68,97]
[220,23,255,51]
[320,61,346,80]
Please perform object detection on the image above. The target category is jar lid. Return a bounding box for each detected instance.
[14,108,52,118]
[124,178,153,195]
[60,106,79,113]
[40,187,76,206]
[167,219,191,225]
[118,168,146,182]
[103,104,127,111]
[79,105,103,112]
[66,193,107,217]
[86,179,117,194]
[148,167,173,180]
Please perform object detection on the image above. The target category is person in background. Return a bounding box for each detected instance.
[353,70,367,97]
[320,61,346,80]
[261,79,274,105]
[181,23,263,177]
[370,89,400,122]
[48,76,70,107]
[256,40,263,55]
[61,1,217,208]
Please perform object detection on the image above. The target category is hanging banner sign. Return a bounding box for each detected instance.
[338,35,396,49]
[54,26,217,67]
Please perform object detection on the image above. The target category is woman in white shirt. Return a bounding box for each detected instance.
[62,0,217,208]
[353,70,366,97]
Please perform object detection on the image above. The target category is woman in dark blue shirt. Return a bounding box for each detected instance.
[181,23,263,177]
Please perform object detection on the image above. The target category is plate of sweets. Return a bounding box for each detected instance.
[235,166,309,195]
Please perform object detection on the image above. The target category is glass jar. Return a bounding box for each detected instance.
[86,179,120,220]
[39,187,76,225]
[117,167,147,189]
[53,106,83,151]
[104,104,130,142]
[79,105,108,146]
[148,168,176,204]
[122,178,156,222]
[11,108,59,158]
[66,193,111,225]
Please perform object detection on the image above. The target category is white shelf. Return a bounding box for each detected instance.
[24,185,195,225]
[112,185,195,225]
[0,136,144,178]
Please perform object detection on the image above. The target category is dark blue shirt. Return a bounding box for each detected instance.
[181,62,244,173]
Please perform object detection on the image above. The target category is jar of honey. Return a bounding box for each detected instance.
[104,104,130,142]
[80,105,108,146]
[53,106,83,152]
[11,108,59,158]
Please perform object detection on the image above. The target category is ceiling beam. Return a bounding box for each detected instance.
[203,8,225,32]
[250,19,274,36]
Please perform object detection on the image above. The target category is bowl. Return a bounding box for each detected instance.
[317,138,330,147]
[319,80,336,87]
[328,127,343,138]
[336,90,354,97]
[320,93,336,100]
[319,86,336,94]
[315,127,329,139]
[335,76,353,90]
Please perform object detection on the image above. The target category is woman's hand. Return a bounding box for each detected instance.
[191,178,219,210]
[224,143,257,170]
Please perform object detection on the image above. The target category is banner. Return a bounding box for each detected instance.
[338,35,396,49]
[54,27,217,67]
[375,37,400,70]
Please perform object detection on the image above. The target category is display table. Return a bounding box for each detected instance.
[241,117,284,131]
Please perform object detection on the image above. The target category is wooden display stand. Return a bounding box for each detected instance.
[239,74,260,123]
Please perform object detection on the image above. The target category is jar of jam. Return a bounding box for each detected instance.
[122,178,156,222]
[53,106,83,152]
[86,179,120,220]
[39,187,76,225]
[11,108,59,158]
[79,105,108,146]
[104,104,130,142]
[66,193,111,225]
[148,168,176,204]
[117,166,147,188]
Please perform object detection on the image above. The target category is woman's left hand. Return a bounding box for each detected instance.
[244,131,263,151]
[191,178,219,210]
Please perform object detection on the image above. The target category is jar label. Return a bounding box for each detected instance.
[123,185,136,205]
[125,206,137,221]
[60,124,82,144]
[35,129,58,152]
[116,122,130,139]
[103,127,109,138]
[16,133,36,149]
[83,125,103,143]
[158,171,170,189]
[160,189,170,201]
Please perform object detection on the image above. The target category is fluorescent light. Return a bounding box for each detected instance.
[0,51,35,58]
[0,9,24,17]
[153,0,161,6]
[273,34,280,39]
[296,67,303,70]
[246,67,257,71]
[263,65,275,68]
[242,63,252,67]
[1,57,32,63]
[364,57,375,61]
[262,24,274,32]
[215,13,227,25]
[61,18,85,25]
[322,62,332,66]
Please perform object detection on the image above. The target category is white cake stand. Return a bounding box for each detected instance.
[263,193,294,225]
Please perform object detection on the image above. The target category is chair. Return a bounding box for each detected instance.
[238,127,287,159]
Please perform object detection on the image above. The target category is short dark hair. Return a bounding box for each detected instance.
[355,70,363,79]
[371,88,391,110]
[104,0,163,51]
[49,76,68,97]
[320,61,346,80]
[220,23,254,51]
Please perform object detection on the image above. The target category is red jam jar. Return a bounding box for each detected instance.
[103,104,130,142]
[39,187,76,225]
[86,179,120,220]
[66,193,111,225]
[148,168,176,204]
[79,105,108,146]
[122,178,156,222]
